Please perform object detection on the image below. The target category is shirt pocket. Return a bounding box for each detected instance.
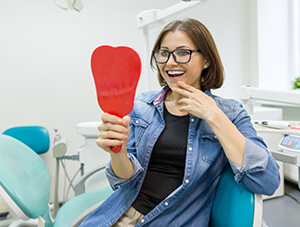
[131,117,150,146]
[201,134,222,163]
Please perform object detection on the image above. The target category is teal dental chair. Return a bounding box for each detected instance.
[0,130,262,227]
[3,126,50,155]
[210,163,262,227]
[0,126,50,226]
[0,133,113,227]
[72,163,262,227]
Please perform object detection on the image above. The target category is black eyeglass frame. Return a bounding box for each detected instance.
[152,49,201,64]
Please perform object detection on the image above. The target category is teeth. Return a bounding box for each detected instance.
[168,71,185,75]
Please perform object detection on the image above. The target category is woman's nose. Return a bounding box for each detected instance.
[166,53,178,65]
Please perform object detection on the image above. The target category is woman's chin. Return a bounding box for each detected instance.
[169,83,179,90]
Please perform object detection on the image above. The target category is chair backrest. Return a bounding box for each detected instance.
[0,135,51,221]
[210,163,262,227]
[2,126,50,154]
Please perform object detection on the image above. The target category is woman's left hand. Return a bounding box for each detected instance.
[172,81,220,121]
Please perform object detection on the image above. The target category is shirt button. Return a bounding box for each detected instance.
[191,118,194,122]
[185,179,189,184]
[141,219,145,223]
[136,120,139,124]
[164,201,169,206]
[188,147,192,151]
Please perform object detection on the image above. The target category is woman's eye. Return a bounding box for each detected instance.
[160,51,169,57]
[176,50,190,56]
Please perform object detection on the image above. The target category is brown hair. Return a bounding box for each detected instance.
[150,18,224,90]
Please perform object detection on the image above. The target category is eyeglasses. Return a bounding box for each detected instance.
[153,49,201,64]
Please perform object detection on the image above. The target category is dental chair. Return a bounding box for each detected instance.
[50,164,263,227]
[67,163,263,227]
[0,134,113,227]
[0,130,261,227]
[0,126,51,226]
[210,163,262,227]
[2,126,50,155]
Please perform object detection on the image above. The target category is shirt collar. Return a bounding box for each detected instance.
[153,86,170,105]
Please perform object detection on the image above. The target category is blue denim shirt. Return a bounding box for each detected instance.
[80,87,280,227]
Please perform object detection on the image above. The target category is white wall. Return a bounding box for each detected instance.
[0,0,252,203]
[256,0,290,90]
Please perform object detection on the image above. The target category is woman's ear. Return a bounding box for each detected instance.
[203,61,210,69]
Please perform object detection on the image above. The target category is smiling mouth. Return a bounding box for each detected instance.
[167,70,185,77]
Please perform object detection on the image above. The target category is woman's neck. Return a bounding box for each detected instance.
[164,90,189,116]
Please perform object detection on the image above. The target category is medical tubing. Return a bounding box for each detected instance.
[60,160,75,192]
[53,159,59,218]
[60,159,82,203]
[65,167,82,202]
[57,154,79,160]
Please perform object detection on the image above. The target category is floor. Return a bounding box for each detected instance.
[263,180,300,227]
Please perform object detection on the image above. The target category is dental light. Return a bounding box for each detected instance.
[53,0,83,12]
[137,0,207,28]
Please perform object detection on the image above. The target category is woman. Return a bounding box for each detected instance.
[80,18,280,227]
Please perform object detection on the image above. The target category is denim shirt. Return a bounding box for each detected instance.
[80,87,280,227]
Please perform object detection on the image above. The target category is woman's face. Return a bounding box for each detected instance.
[157,30,207,90]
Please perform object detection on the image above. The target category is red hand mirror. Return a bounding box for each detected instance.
[91,45,141,153]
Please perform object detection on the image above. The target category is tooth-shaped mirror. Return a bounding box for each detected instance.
[91,45,141,153]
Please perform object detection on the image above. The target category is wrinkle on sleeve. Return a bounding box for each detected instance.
[106,153,144,190]
[230,138,268,183]
[229,139,280,195]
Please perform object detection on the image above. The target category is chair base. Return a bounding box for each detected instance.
[0,210,39,227]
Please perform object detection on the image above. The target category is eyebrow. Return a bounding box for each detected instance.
[160,45,191,50]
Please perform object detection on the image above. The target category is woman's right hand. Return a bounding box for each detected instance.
[96,113,131,155]
[97,113,134,180]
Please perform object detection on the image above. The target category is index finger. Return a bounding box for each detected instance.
[172,86,191,98]
[101,113,123,124]
[177,81,198,92]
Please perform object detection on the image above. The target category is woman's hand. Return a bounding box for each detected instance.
[173,81,246,167]
[97,113,134,179]
[97,113,131,155]
[172,81,221,122]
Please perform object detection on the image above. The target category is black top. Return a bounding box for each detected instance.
[132,104,189,215]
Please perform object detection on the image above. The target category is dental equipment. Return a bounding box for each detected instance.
[240,85,300,189]
[0,134,113,227]
[53,128,68,218]
[136,0,207,29]
[0,126,50,227]
[76,122,110,193]
[0,133,261,227]
[53,0,83,12]
[239,85,300,110]
[254,125,300,188]
[52,128,83,218]
[254,120,291,129]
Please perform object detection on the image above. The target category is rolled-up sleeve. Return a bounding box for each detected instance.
[228,101,280,196]
[229,149,280,196]
[230,138,268,182]
[106,153,144,190]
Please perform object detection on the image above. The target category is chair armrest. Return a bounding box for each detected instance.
[53,186,113,227]
[74,165,106,196]
[253,194,263,227]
